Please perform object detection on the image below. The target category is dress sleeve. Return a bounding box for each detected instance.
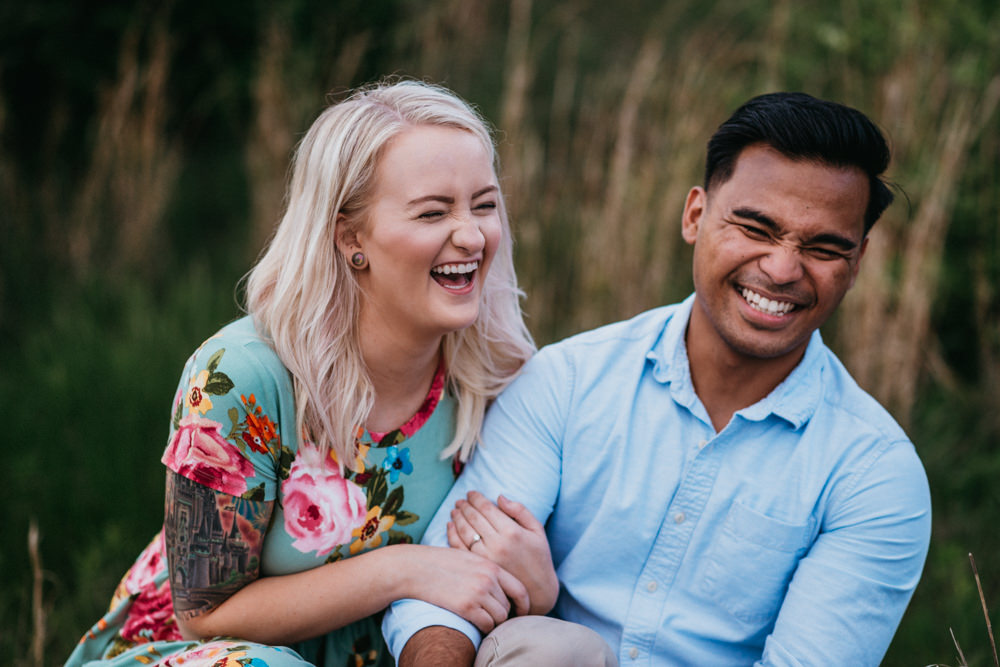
[161,336,285,502]
[757,439,931,665]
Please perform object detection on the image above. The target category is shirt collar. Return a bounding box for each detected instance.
[646,293,825,429]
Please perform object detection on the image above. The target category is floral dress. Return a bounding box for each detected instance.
[67,317,462,667]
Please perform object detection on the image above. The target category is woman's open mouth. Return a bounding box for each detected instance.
[431,261,479,290]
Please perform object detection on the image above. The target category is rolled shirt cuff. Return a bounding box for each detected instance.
[382,598,484,658]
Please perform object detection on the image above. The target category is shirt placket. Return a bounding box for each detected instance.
[617,430,721,664]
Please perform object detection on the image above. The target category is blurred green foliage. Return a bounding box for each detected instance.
[2,0,999,664]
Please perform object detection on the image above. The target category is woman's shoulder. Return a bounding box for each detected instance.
[175,316,295,437]
[187,316,288,382]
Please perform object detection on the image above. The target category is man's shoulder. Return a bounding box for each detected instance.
[539,303,681,358]
[815,347,910,445]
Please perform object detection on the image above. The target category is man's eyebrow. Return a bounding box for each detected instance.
[731,206,779,231]
[730,206,859,252]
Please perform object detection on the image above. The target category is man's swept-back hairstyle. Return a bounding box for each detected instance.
[705,92,893,234]
[245,79,534,465]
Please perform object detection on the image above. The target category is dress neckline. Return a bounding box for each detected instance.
[365,361,446,446]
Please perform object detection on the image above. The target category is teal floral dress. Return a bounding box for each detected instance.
[67,317,462,667]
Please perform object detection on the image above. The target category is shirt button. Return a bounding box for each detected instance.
[646,580,658,592]
[698,439,708,449]
[629,647,639,660]
[674,512,686,524]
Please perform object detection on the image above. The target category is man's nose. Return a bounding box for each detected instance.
[758,243,804,285]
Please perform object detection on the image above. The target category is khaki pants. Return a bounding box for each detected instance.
[474,617,619,667]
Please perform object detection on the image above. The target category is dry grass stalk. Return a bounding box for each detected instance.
[948,627,969,667]
[245,10,372,253]
[67,15,180,277]
[247,15,297,251]
[28,519,44,667]
[498,0,535,222]
[840,51,1000,424]
[761,0,790,91]
[969,552,1000,667]
[581,35,662,317]
[112,18,179,270]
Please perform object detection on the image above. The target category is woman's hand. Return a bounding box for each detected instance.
[447,491,559,615]
[404,545,530,634]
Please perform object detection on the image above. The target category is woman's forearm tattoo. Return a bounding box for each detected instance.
[164,470,272,621]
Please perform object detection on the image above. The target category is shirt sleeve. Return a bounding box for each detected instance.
[382,345,570,657]
[758,438,932,666]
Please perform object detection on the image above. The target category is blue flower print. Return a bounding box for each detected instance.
[382,446,413,483]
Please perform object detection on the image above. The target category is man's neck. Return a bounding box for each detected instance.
[685,306,805,432]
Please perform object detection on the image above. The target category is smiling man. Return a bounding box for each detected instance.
[383,92,932,666]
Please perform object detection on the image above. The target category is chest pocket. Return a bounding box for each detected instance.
[700,502,815,625]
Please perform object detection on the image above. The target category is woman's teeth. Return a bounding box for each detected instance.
[432,261,478,276]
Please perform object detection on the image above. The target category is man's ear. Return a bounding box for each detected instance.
[681,186,707,246]
[334,214,362,257]
[848,235,870,288]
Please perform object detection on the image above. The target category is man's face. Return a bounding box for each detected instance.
[682,143,869,366]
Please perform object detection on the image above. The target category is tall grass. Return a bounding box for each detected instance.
[3,0,999,663]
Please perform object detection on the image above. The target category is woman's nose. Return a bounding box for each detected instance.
[450,213,486,253]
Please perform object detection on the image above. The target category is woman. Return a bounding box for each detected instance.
[68,79,556,667]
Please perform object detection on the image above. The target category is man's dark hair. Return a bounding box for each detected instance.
[705,92,893,234]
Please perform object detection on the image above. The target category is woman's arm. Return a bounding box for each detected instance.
[447,490,559,615]
[164,470,529,644]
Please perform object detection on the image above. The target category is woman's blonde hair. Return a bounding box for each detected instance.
[245,79,534,465]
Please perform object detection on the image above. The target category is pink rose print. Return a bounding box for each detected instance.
[121,578,181,643]
[282,442,367,556]
[122,532,167,596]
[162,415,252,497]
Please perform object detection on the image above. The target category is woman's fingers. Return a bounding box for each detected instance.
[455,493,499,540]
[449,506,485,551]
[409,547,517,634]
[497,566,530,617]
[497,494,545,534]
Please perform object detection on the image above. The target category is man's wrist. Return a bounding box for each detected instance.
[398,625,476,667]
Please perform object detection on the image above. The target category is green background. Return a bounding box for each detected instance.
[2,1,999,664]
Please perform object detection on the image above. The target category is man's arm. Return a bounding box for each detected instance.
[398,627,476,667]
[760,441,931,665]
[382,346,570,658]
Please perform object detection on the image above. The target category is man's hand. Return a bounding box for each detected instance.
[398,625,476,667]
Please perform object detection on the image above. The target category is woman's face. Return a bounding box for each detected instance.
[351,124,502,346]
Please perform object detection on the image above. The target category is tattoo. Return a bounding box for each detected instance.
[164,470,272,620]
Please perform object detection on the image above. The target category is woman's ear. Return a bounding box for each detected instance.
[334,214,361,257]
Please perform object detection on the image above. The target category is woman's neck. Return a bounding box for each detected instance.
[358,312,443,434]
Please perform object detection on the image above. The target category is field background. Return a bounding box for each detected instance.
[2,0,999,664]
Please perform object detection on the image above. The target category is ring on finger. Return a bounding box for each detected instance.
[471,533,482,545]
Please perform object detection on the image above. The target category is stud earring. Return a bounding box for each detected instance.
[350,252,366,268]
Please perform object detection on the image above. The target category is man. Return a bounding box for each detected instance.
[383,92,932,665]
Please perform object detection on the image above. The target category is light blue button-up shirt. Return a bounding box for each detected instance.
[383,295,931,665]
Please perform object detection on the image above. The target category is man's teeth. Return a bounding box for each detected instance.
[740,288,794,315]
[432,261,478,275]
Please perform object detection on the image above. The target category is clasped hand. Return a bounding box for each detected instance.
[447,491,559,617]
